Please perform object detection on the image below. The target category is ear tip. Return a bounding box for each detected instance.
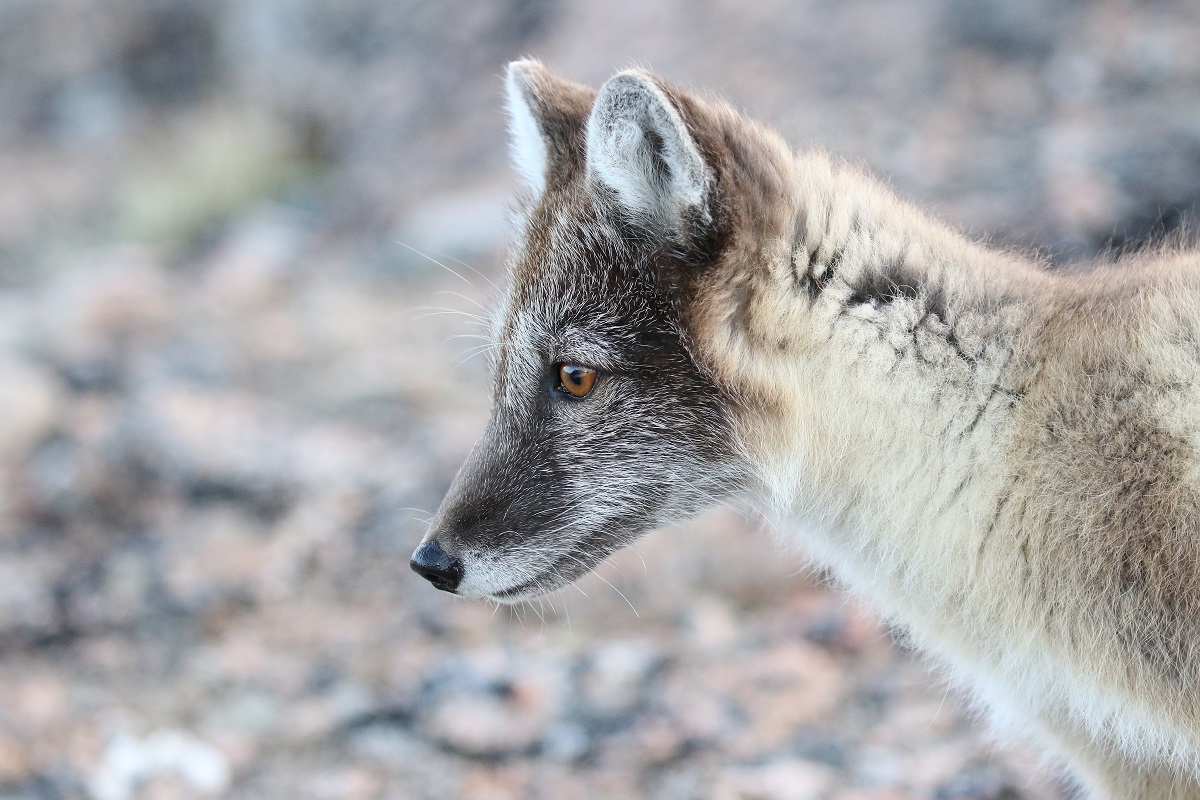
[609,67,657,82]
[505,60,542,113]
[597,69,665,104]
[507,58,546,85]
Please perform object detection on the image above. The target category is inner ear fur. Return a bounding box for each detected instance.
[585,69,714,236]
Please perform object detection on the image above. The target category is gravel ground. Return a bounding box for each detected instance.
[1,1,1198,798]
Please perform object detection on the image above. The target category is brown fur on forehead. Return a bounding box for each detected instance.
[505,190,681,354]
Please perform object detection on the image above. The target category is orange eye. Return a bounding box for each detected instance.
[557,364,597,398]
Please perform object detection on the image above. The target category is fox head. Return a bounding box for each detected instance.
[412,61,800,601]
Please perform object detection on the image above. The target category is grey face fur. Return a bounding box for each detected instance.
[414,63,744,602]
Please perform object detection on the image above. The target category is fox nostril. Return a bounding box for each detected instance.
[409,539,464,593]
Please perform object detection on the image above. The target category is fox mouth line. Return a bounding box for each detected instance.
[484,530,641,602]
[486,554,591,602]
[490,581,546,602]
[489,567,574,602]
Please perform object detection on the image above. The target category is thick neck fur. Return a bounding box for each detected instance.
[698,148,1043,540]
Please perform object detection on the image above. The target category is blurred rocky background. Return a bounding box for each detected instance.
[0,0,1198,798]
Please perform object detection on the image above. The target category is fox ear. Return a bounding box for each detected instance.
[586,70,711,232]
[505,60,595,197]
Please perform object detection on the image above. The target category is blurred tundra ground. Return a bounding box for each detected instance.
[0,1,1198,798]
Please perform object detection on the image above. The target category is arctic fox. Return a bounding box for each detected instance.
[411,60,1200,798]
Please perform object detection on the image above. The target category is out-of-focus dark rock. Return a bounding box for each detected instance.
[416,649,569,760]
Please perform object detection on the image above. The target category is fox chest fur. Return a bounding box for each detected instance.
[412,61,1200,798]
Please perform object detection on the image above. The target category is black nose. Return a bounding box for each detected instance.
[410,539,463,593]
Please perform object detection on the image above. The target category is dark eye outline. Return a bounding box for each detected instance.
[554,363,599,399]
